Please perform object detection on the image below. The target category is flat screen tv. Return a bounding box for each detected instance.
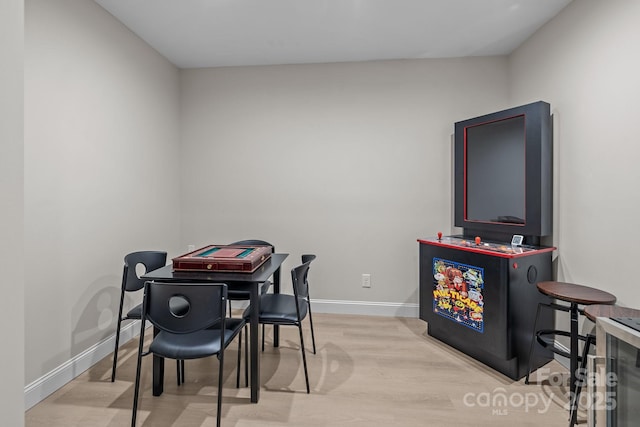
[454,101,552,244]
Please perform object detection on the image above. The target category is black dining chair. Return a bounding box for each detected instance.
[243,261,313,393]
[131,282,245,427]
[112,251,183,383]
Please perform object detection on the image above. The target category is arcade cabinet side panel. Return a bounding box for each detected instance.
[419,243,433,322]
[508,251,555,378]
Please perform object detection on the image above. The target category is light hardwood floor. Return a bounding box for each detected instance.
[26,313,579,426]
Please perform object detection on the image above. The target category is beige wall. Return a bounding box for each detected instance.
[24,0,181,385]
[509,0,640,307]
[0,0,24,424]
[179,59,509,303]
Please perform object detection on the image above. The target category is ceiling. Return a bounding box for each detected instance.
[94,0,572,69]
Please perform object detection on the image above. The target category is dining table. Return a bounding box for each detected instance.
[141,252,289,403]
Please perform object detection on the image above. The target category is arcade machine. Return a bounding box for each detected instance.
[418,101,555,380]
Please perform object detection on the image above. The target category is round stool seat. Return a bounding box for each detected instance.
[536,281,616,305]
[584,304,640,322]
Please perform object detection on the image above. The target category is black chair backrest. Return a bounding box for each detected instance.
[123,251,167,292]
[292,262,311,300]
[301,254,316,287]
[229,239,275,253]
[301,254,316,264]
[143,282,227,334]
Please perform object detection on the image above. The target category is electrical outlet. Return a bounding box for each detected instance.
[362,274,371,288]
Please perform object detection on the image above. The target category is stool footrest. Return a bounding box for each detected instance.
[535,329,590,361]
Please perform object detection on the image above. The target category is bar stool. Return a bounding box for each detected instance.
[524,281,616,427]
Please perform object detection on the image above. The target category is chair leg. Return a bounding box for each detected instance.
[112,295,126,382]
[244,326,249,387]
[261,324,265,352]
[569,334,595,427]
[177,360,185,386]
[307,301,317,355]
[216,347,224,427]
[236,328,242,388]
[112,318,122,382]
[297,324,310,393]
[131,324,146,427]
[525,302,544,384]
[237,326,249,388]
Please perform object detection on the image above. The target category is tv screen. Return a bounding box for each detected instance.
[465,115,526,224]
[454,101,552,242]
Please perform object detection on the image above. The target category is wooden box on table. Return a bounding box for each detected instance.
[172,244,272,273]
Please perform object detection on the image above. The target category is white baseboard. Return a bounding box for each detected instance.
[311,299,419,318]
[552,340,571,369]
[24,320,141,410]
[23,300,417,410]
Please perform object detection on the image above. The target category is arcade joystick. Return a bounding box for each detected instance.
[474,236,481,245]
[437,232,442,240]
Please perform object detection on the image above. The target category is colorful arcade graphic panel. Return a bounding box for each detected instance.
[432,258,485,332]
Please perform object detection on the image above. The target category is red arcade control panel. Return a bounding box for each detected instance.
[417,234,554,259]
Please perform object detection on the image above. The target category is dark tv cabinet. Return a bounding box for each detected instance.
[418,236,554,380]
